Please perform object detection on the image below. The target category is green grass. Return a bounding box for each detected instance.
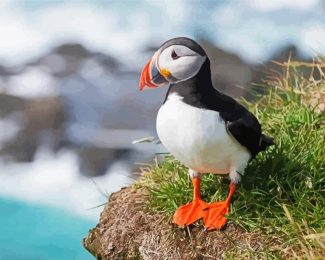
[137,60,325,258]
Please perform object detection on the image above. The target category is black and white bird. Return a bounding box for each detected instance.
[139,37,273,230]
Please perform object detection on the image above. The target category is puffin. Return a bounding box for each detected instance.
[139,37,274,230]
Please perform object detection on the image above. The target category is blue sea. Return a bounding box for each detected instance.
[0,197,94,260]
[0,149,131,259]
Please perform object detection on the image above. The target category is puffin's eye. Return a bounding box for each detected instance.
[171,50,179,60]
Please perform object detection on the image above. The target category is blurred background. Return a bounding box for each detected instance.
[0,0,324,259]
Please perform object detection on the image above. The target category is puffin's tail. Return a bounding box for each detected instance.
[259,134,274,151]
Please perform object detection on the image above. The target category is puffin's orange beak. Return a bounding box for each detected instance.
[139,58,157,91]
[139,54,169,91]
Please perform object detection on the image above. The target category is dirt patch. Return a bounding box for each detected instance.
[83,187,280,259]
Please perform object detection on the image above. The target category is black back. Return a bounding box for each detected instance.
[165,57,273,158]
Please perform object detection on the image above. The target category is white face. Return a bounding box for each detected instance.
[157,45,206,82]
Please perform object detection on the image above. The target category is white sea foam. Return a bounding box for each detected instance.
[0,1,188,67]
[0,147,132,220]
[7,67,58,98]
[247,0,319,12]
[0,0,323,65]
[211,0,324,62]
[301,24,325,56]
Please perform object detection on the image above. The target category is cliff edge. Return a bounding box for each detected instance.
[83,186,276,259]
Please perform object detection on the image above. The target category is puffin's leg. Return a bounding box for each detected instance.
[203,170,239,230]
[172,170,208,227]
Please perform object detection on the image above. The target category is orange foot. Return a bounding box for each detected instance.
[203,201,230,230]
[172,198,208,227]
[203,183,236,231]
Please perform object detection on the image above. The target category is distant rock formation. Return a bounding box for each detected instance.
[0,95,64,162]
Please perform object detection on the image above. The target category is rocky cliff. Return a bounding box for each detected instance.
[83,186,279,259]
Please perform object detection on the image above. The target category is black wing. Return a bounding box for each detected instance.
[212,90,273,157]
[165,62,274,157]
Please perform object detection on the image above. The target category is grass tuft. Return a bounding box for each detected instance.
[137,59,325,258]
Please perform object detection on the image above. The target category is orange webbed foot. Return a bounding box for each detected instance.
[203,201,230,230]
[203,183,236,231]
[172,198,208,227]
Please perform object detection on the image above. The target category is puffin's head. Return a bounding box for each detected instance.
[139,37,207,91]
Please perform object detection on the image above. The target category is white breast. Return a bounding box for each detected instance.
[156,93,250,174]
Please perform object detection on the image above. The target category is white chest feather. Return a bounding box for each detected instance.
[156,93,250,174]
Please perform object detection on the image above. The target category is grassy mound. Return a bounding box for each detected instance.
[137,60,325,258]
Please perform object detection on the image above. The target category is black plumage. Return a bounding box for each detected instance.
[163,46,274,158]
